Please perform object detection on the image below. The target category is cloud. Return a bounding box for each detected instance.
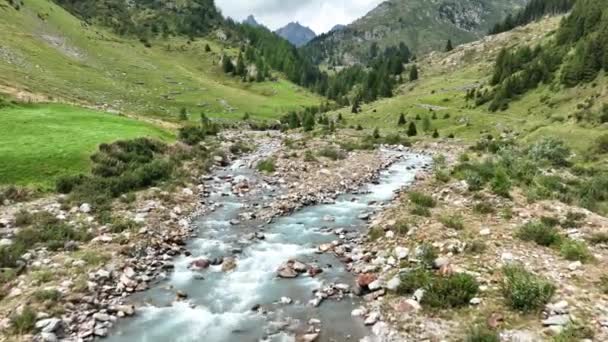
[215,0,384,34]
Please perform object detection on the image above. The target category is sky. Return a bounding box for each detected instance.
[215,0,385,34]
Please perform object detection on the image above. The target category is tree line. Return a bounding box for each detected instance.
[489,0,575,35]
[483,0,607,111]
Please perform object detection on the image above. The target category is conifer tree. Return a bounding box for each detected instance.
[179,108,188,121]
[407,121,418,137]
[445,39,454,52]
[409,65,419,81]
[398,113,406,126]
[303,112,315,132]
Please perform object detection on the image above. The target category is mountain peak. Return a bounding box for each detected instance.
[275,22,316,47]
[243,15,261,27]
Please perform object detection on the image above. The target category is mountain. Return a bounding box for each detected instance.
[275,22,317,47]
[303,0,528,66]
[330,24,346,32]
[243,15,262,28]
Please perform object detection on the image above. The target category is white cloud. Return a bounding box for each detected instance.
[215,0,384,34]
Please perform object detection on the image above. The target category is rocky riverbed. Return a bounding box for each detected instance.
[0,131,432,342]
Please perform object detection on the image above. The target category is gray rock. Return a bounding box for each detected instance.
[40,332,58,342]
[542,315,570,326]
[35,318,61,333]
[386,276,400,291]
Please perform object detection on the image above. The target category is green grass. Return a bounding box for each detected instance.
[0,103,173,187]
[0,0,321,121]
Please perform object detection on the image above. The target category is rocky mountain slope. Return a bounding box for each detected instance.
[303,0,528,66]
[275,22,317,47]
[243,14,262,28]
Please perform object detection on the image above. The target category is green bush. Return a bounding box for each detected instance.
[465,325,499,342]
[110,218,140,234]
[418,243,438,268]
[473,202,495,215]
[439,214,464,230]
[491,168,512,198]
[56,174,87,194]
[409,192,436,208]
[527,138,571,167]
[317,146,346,161]
[516,221,562,247]
[33,289,61,302]
[10,306,37,335]
[560,239,593,262]
[178,125,206,145]
[502,264,555,312]
[410,205,431,217]
[422,273,479,308]
[397,268,433,295]
[595,134,608,154]
[256,159,276,173]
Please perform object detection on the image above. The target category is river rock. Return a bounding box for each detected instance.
[35,318,61,333]
[189,259,210,271]
[357,273,377,288]
[364,312,380,325]
[386,276,400,291]
[277,263,298,279]
[542,315,570,326]
[221,257,237,272]
[297,333,319,342]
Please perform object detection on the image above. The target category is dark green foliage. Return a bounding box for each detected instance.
[178,107,188,121]
[397,268,433,295]
[432,129,439,138]
[422,116,432,132]
[409,64,419,81]
[560,239,593,262]
[516,221,562,247]
[407,121,418,137]
[418,243,439,268]
[422,273,479,309]
[527,138,571,167]
[34,289,62,302]
[502,264,556,312]
[489,0,575,35]
[10,306,36,335]
[204,44,211,52]
[178,125,206,145]
[491,167,512,198]
[256,159,276,173]
[595,134,608,154]
[372,128,380,139]
[57,139,174,207]
[409,191,436,208]
[317,146,346,161]
[302,112,315,131]
[398,113,406,126]
[410,205,431,217]
[445,39,454,52]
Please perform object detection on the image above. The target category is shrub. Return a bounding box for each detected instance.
[178,125,206,145]
[0,243,26,268]
[439,214,464,230]
[473,202,495,215]
[393,221,409,235]
[14,209,33,227]
[411,205,431,217]
[368,226,384,241]
[13,218,90,252]
[527,138,571,167]
[552,324,594,342]
[465,240,487,254]
[562,211,586,228]
[409,192,436,208]
[418,243,438,268]
[491,168,512,198]
[303,150,317,162]
[596,134,608,154]
[33,289,61,302]
[421,273,479,308]
[502,265,555,312]
[317,146,346,161]
[599,275,608,294]
[56,174,87,194]
[516,222,561,247]
[256,159,276,173]
[10,306,37,335]
[560,239,593,262]
[465,325,499,342]
[110,218,140,234]
[397,268,433,295]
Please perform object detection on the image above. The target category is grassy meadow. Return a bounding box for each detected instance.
[0,103,174,188]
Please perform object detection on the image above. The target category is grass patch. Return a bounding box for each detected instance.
[256,158,276,173]
[439,214,464,230]
[502,264,555,312]
[317,146,346,161]
[10,306,36,335]
[397,268,479,309]
[559,239,593,262]
[473,202,496,215]
[0,104,173,188]
[33,289,62,302]
[410,205,431,217]
[516,221,562,247]
[409,191,436,208]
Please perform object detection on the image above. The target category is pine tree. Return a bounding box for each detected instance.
[204,44,211,52]
[242,112,250,121]
[329,120,336,133]
[432,129,439,138]
[445,39,454,52]
[407,121,418,137]
[351,95,361,114]
[288,112,300,129]
[398,113,406,126]
[235,52,246,77]
[373,128,381,139]
[303,112,315,132]
[409,65,419,81]
[200,112,210,127]
[356,124,363,131]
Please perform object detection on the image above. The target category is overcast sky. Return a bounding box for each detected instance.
[215,0,385,34]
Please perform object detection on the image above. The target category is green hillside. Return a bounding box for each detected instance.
[0,0,321,121]
[0,102,174,188]
[332,16,608,167]
[303,0,527,66]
